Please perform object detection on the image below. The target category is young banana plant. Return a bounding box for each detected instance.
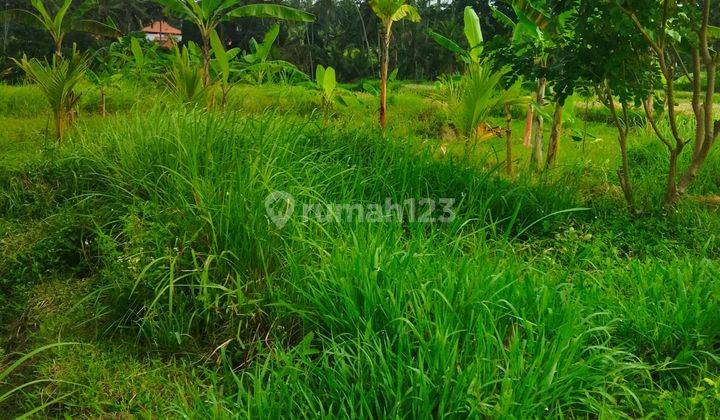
[315,64,337,107]
[243,24,279,84]
[369,0,421,129]
[155,0,314,86]
[210,30,241,106]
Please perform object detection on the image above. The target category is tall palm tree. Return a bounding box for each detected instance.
[1,0,121,56]
[155,0,314,86]
[369,0,420,129]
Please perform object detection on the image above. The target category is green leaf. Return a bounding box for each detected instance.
[492,7,516,29]
[390,4,420,23]
[72,20,122,38]
[708,25,720,40]
[323,66,336,97]
[130,37,144,66]
[463,6,483,56]
[315,64,325,87]
[428,30,465,56]
[210,29,230,82]
[229,4,314,22]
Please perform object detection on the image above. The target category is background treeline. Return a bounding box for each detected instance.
[0,0,513,81]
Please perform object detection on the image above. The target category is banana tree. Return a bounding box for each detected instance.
[428,6,484,66]
[155,0,314,86]
[1,0,120,56]
[14,51,88,140]
[369,0,421,129]
[209,30,240,106]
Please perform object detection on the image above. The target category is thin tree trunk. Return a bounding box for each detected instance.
[545,102,564,169]
[306,27,314,76]
[100,87,107,117]
[379,23,392,129]
[355,3,374,76]
[664,150,680,206]
[56,112,65,141]
[202,34,211,87]
[530,78,546,170]
[605,91,635,210]
[505,104,513,176]
[644,93,654,133]
[522,104,533,147]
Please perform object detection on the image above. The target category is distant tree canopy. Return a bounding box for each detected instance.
[1,0,513,81]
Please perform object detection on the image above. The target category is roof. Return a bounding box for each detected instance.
[141,21,182,36]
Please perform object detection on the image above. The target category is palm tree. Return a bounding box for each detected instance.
[1,0,121,56]
[14,51,88,140]
[155,0,314,86]
[369,0,420,129]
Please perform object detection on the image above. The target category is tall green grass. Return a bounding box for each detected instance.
[1,93,719,416]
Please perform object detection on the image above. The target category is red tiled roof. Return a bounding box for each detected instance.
[141,21,182,36]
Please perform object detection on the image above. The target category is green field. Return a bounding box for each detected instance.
[1,80,719,418]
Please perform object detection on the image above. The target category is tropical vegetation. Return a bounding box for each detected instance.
[1,0,720,417]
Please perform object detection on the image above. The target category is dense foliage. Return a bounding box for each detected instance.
[1,0,720,418]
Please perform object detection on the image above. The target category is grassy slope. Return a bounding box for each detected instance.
[0,82,719,417]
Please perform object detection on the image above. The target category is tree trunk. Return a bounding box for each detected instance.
[55,112,65,141]
[664,151,680,206]
[644,93,654,133]
[545,102,564,169]
[522,104,533,147]
[676,55,718,198]
[100,87,107,117]
[379,23,392,130]
[617,130,635,211]
[530,78,546,170]
[605,91,635,211]
[355,4,374,76]
[505,104,513,176]
[202,34,211,87]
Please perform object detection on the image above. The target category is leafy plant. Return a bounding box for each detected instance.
[1,0,120,56]
[166,44,210,106]
[428,6,484,66]
[14,51,88,140]
[369,0,421,129]
[492,0,570,171]
[315,64,337,107]
[209,30,241,106]
[449,63,530,146]
[155,0,314,86]
[87,47,124,116]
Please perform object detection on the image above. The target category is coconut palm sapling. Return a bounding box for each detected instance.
[14,51,88,140]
